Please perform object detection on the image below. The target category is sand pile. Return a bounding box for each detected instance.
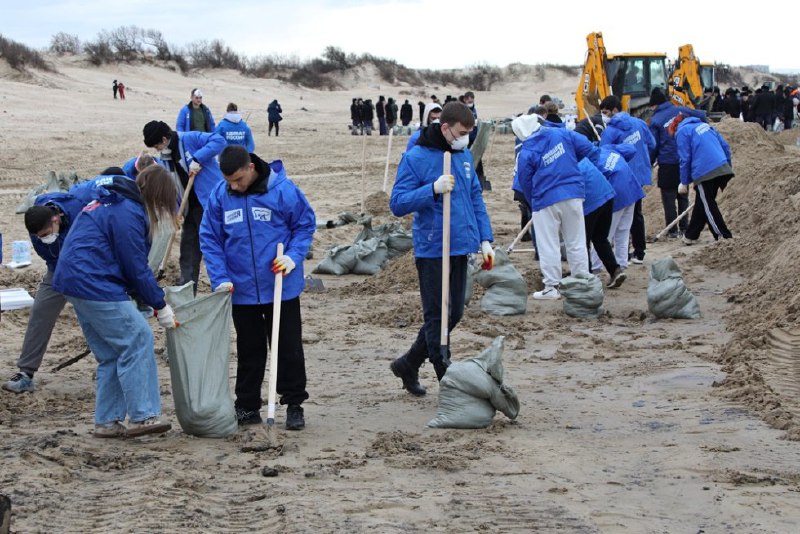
[363,190,391,216]
[691,119,800,438]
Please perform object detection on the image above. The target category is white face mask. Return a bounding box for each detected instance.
[601,115,612,125]
[450,134,469,151]
[40,233,58,245]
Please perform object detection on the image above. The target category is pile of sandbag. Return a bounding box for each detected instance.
[560,273,604,319]
[647,257,700,319]
[466,249,527,316]
[313,215,412,275]
[428,336,520,429]
[16,171,84,213]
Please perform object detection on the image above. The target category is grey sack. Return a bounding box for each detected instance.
[560,273,605,319]
[647,257,701,319]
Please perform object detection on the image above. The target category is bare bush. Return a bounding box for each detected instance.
[186,39,242,70]
[49,32,81,55]
[0,34,54,71]
[322,46,350,70]
[84,38,114,65]
[289,67,341,90]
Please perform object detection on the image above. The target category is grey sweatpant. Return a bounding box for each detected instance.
[16,270,66,375]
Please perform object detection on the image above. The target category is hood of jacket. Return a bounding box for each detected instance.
[95,176,142,205]
[417,123,461,152]
[511,114,542,141]
[608,111,635,132]
[223,112,242,124]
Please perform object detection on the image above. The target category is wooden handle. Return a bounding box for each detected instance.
[440,152,451,350]
[267,242,284,425]
[158,170,198,275]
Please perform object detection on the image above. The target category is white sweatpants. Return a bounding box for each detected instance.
[532,198,588,288]
[592,203,635,271]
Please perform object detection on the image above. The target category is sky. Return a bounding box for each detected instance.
[2,0,798,72]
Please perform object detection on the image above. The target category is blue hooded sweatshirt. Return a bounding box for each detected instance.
[578,159,615,216]
[199,156,316,305]
[390,123,493,258]
[513,126,600,212]
[53,179,167,310]
[649,102,707,165]
[174,131,226,208]
[215,112,255,152]
[675,117,732,185]
[29,192,88,272]
[600,112,656,187]
[592,145,645,212]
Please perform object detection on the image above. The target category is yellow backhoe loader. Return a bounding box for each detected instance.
[576,32,669,121]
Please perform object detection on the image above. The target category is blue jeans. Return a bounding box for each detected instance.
[67,297,162,425]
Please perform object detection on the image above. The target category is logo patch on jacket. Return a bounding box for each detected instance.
[623,130,641,145]
[463,161,472,181]
[95,177,114,187]
[225,209,243,224]
[252,207,272,222]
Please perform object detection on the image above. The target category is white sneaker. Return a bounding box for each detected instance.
[682,237,698,246]
[532,287,560,300]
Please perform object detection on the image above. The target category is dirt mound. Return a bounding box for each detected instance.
[691,119,800,439]
[336,250,419,297]
[363,190,391,216]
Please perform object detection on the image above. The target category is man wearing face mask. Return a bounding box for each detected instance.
[2,192,89,393]
[389,102,494,396]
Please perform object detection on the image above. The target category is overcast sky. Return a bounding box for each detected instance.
[3,0,797,72]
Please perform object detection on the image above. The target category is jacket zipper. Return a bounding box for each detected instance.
[244,196,261,303]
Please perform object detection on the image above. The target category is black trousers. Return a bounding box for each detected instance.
[179,202,204,290]
[685,176,733,240]
[584,199,618,274]
[269,120,280,136]
[404,256,469,369]
[657,163,689,234]
[630,199,646,258]
[232,297,309,412]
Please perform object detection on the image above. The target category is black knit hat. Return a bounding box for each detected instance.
[649,88,667,106]
[142,120,171,147]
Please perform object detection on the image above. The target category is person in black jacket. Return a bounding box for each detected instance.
[723,89,741,119]
[386,98,398,128]
[376,96,387,135]
[400,100,413,126]
[351,98,362,135]
[361,99,374,135]
[418,101,425,123]
[783,87,795,130]
[751,85,775,130]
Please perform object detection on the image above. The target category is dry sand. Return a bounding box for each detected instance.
[1,57,800,533]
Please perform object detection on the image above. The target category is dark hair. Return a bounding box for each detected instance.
[600,95,621,112]
[464,91,475,99]
[25,205,57,234]
[136,166,178,239]
[440,101,475,128]
[539,94,552,104]
[100,166,126,176]
[227,102,238,112]
[219,145,252,176]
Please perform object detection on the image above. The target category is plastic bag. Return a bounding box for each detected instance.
[472,249,527,316]
[164,283,237,437]
[560,273,604,319]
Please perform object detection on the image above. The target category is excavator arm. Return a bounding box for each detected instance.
[576,32,611,121]
[668,44,706,109]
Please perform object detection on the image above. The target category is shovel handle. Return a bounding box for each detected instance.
[158,170,197,277]
[440,152,451,355]
[267,242,284,426]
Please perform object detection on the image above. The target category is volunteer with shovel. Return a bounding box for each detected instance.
[53,166,179,438]
[389,102,494,396]
[199,146,316,430]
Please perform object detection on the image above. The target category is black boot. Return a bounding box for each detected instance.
[390,357,426,396]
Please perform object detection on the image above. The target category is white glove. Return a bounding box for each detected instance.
[214,282,234,293]
[272,254,296,276]
[189,159,202,174]
[480,240,495,270]
[433,174,455,194]
[678,183,689,195]
[155,304,177,329]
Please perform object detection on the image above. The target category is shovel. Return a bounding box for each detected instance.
[266,243,284,434]
[157,169,198,280]
[506,219,533,254]
[653,202,694,242]
[440,152,452,368]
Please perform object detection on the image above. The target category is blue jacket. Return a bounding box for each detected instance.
[53,180,166,310]
[578,159,615,215]
[30,193,88,272]
[390,126,493,258]
[600,112,656,186]
[513,126,599,212]
[649,102,707,165]
[121,155,170,179]
[215,113,255,152]
[593,145,644,211]
[675,117,733,185]
[176,103,216,132]
[199,157,316,305]
[175,131,226,208]
[406,129,421,152]
[69,174,134,205]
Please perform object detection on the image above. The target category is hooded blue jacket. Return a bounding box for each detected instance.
[675,117,733,185]
[600,112,656,186]
[215,113,255,152]
[69,174,134,205]
[592,145,644,211]
[53,180,166,310]
[30,193,88,272]
[578,159,615,215]
[176,102,216,133]
[121,155,170,179]
[513,126,599,212]
[199,157,316,305]
[174,131,226,208]
[649,102,707,165]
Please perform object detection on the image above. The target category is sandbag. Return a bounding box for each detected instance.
[351,238,389,275]
[16,171,84,213]
[146,217,176,274]
[313,245,359,275]
[428,336,520,429]
[647,257,700,319]
[313,216,412,275]
[560,273,604,319]
[473,249,527,316]
[164,283,237,438]
[469,120,493,166]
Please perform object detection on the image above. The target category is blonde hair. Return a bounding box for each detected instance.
[136,166,178,239]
